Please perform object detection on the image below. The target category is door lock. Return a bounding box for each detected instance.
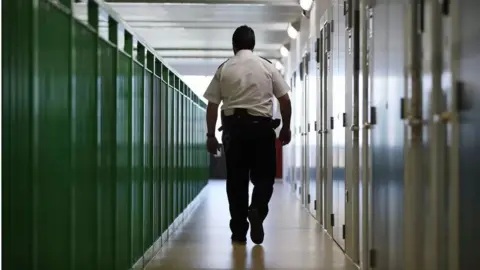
[433,111,452,123]
[363,122,373,129]
[350,124,359,131]
[405,116,426,126]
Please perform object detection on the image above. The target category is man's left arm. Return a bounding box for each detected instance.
[203,72,221,137]
[206,103,219,136]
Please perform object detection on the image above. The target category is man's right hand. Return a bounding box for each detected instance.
[207,136,220,154]
[279,127,291,145]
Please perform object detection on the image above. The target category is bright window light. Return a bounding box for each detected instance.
[287,24,298,39]
[299,0,313,11]
[280,46,289,57]
[275,61,284,70]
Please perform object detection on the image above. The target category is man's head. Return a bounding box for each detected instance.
[232,25,255,54]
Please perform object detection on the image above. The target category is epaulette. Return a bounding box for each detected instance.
[217,59,230,70]
[259,56,272,64]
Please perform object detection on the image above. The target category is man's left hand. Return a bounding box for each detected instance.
[207,136,219,154]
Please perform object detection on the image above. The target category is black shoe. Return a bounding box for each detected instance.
[232,239,247,245]
[248,209,264,245]
[231,235,247,245]
[232,236,247,245]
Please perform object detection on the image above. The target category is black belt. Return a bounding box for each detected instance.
[218,108,281,131]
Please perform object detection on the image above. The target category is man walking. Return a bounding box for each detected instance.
[203,25,292,245]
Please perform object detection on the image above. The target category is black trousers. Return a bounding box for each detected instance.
[221,118,276,239]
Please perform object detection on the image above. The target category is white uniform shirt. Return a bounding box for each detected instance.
[203,50,290,117]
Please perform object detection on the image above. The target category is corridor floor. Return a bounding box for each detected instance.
[145,180,357,270]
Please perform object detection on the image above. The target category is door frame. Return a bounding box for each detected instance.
[302,52,310,208]
[344,0,361,263]
[323,15,335,237]
[360,1,374,269]
[446,0,460,268]
[316,27,325,226]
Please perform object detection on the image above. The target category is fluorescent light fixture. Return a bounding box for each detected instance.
[287,24,298,39]
[275,61,284,70]
[280,46,289,57]
[299,0,313,11]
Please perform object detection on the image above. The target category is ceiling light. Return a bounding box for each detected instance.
[299,0,313,11]
[280,46,289,57]
[287,24,298,39]
[275,61,284,70]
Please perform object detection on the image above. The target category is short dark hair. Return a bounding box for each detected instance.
[232,25,255,51]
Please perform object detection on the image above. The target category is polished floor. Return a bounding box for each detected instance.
[146,180,357,270]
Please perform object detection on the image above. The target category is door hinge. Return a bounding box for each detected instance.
[370,249,377,268]
[324,22,331,53]
[308,123,311,132]
[315,37,321,63]
[299,62,304,80]
[331,20,335,32]
[294,183,297,191]
[342,112,347,127]
[314,199,317,210]
[308,194,311,204]
[400,98,406,119]
[441,0,450,15]
[342,224,346,239]
[418,0,425,33]
[345,0,353,29]
[457,80,471,112]
[305,53,310,74]
[330,213,335,227]
[330,116,334,130]
[370,106,377,125]
[314,120,318,131]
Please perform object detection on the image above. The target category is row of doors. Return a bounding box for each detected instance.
[288,0,352,252]
[283,0,461,269]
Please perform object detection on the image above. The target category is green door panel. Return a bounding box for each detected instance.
[3,1,209,269]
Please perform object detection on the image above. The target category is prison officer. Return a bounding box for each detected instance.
[203,25,292,245]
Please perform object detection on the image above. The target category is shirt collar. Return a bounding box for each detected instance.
[236,49,253,57]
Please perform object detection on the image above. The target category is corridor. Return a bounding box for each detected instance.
[4,0,480,269]
[146,181,356,270]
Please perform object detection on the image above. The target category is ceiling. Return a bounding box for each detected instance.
[74,0,303,76]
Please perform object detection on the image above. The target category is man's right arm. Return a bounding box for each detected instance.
[277,94,291,130]
[271,68,292,130]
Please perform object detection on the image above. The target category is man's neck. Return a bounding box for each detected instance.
[235,49,253,56]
